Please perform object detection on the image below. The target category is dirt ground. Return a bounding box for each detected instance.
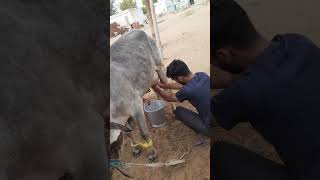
[110,2,210,180]
[111,97,210,180]
[142,4,210,74]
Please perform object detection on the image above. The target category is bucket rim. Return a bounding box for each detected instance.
[143,99,165,112]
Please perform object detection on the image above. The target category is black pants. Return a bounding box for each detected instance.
[211,141,292,180]
[174,106,210,137]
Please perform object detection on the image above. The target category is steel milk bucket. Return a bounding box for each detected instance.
[144,100,166,127]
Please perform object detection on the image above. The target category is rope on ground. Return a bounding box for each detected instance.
[114,167,134,179]
[178,148,191,160]
[110,149,190,169]
[126,159,185,168]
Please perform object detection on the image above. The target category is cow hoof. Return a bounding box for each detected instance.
[132,148,141,158]
[148,153,158,162]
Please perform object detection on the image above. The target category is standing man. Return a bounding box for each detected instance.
[211,0,320,180]
[152,59,211,143]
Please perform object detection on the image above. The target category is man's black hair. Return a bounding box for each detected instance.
[166,59,191,79]
[213,0,260,53]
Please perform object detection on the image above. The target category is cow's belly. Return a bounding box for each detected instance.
[111,62,155,93]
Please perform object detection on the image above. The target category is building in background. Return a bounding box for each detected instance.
[154,0,168,15]
[110,8,146,27]
[112,0,196,19]
[110,0,201,30]
[135,0,144,8]
[154,0,192,15]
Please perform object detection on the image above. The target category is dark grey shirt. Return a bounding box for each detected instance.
[212,34,320,179]
[176,72,211,127]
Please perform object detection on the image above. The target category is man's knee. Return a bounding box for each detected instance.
[173,106,184,113]
[173,106,185,118]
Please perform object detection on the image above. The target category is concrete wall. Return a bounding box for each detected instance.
[110,8,146,27]
[155,0,168,15]
[236,0,320,46]
[136,0,144,8]
[176,0,190,10]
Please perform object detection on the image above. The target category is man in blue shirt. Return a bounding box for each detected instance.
[212,0,320,180]
[152,60,211,142]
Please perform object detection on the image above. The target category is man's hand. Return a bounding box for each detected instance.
[157,82,166,89]
[152,85,178,102]
[151,84,161,93]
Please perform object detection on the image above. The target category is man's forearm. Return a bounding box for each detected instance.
[153,87,177,102]
[168,82,183,90]
[161,82,183,90]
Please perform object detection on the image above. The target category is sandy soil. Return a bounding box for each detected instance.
[111,97,210,180]
[110,2,210,180]
[142,4,210,74]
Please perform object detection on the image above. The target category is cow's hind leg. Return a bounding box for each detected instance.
[125,120,142,157]
[132,100,157,162]
[128,133,142,157]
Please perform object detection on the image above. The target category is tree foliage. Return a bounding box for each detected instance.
[142,7,147,14]
[120,0,136,11]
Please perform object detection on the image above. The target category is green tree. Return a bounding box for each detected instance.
[142,7,147,14]
[120,0,136,11]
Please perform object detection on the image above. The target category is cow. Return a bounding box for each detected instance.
[110,30,167,161]
[0,0,107,179]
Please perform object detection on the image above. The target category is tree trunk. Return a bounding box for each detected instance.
[144,0,156,39]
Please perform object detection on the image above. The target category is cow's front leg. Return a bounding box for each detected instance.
[132,100,157,162]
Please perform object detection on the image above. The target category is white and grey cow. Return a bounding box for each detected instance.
[110,30,167,161]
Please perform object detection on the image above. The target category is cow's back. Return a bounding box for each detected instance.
[110,30,160,97]
[110,30,161,143]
